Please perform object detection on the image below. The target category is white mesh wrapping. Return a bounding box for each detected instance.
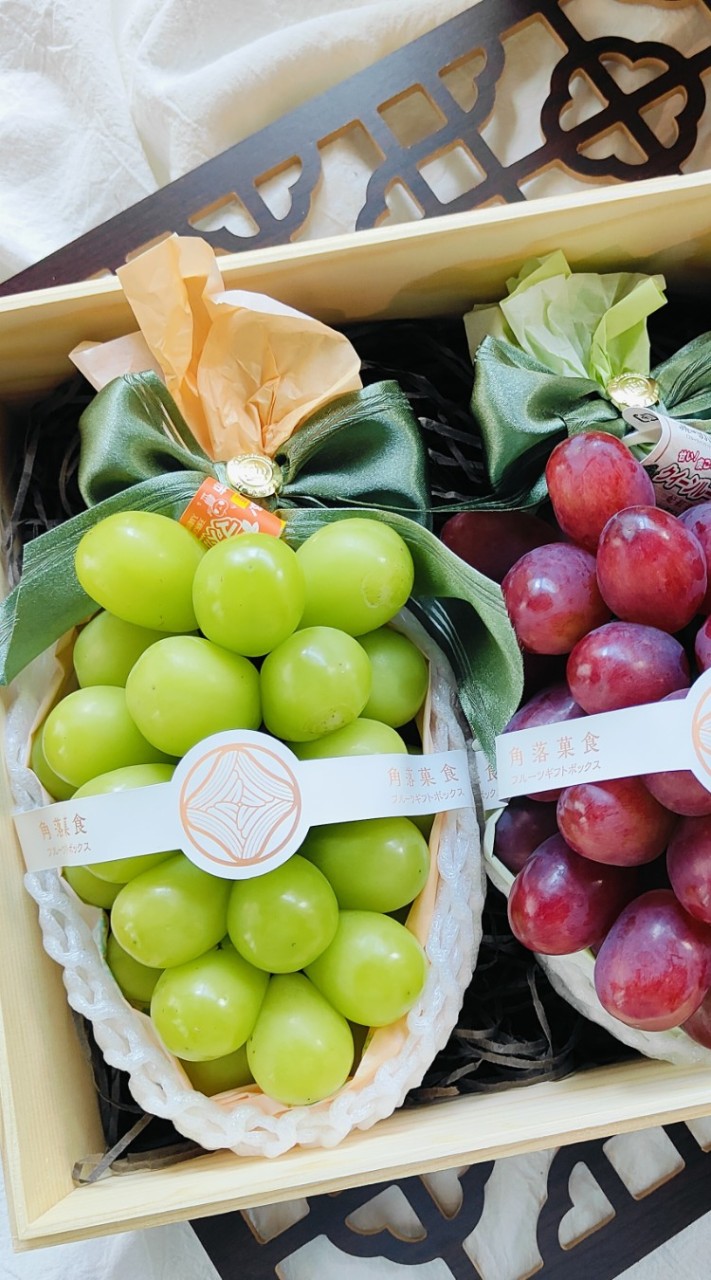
[6,612,484,1156]
[483,810,711,1068]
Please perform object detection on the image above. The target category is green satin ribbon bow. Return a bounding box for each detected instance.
[470,330,711,510]
[77,372,432,517]
[0,372,524,754]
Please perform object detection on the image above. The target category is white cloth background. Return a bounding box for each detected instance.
[0,0,474,283]
[3,0,711,1275]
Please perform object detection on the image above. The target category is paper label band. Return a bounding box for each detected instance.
[494,669,711,802]
[15,731,473,879]
[624,406,711,513]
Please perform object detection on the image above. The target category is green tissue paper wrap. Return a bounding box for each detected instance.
[465,249,666,388]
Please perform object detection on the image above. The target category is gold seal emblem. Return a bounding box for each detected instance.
[606,373,660,410]
[225,454,282,498]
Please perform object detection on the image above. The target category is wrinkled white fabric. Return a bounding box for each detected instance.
[0,0,473,283]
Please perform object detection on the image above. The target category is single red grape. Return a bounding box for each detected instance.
[679,502,711,614]
[594,889,711,1031]
[567,621,690,714]
[492,799,559,875]
[643,690,711,817]
[440,511,561,583]
[695,617,711,673]
[596,506,707,633]
[667,815,711,924]
[507,833,638,955]
[557,776,676,867]
[502,544,610,655]
[504,682,584,801]
[545,431,655,552]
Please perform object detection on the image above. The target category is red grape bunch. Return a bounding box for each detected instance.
[445,431,711,1039]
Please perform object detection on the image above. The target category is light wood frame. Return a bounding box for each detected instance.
[3,171,711,1249]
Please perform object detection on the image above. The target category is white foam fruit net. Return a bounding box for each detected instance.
[6,611,484,1157]
[484,812,711,1068]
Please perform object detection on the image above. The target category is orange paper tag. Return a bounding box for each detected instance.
[180,478,284,546]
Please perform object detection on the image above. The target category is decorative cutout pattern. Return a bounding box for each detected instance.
[3,0,711,295]
[191,1123,711,1279]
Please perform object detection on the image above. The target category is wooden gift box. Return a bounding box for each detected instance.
[3,171,711,1250]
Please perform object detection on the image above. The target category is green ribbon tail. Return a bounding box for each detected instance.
[280,507,524,755]
[0,473,203,686]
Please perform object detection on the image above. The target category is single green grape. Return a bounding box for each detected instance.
[111,854,230,968]
[31,724,75,800]
[300,817,429,913]
[287,717,407,760]
[358,627,428,727]
[180,1045,253,1095]
[106,933,163,1005]
[247,973,354,1106]
[227,855,339,973]
[63,865,123,910]
[76,763,176,883]
[192,534,305,657]
[42,687,173,788]
[260,626,370,741]
[295,517,414,635]
[75,511,204,632]
[306,911,428,1027]
[125,636,261,756]
[73,611,167,687]
[150,947,268,1061]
